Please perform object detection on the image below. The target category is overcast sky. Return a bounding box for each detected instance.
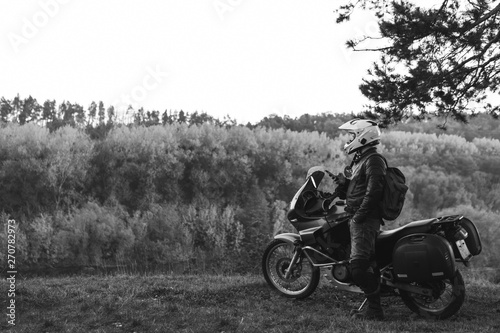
[1,0,384,124]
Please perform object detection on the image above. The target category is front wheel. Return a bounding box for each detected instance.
[399,270,466,319]
[262,239,320,299]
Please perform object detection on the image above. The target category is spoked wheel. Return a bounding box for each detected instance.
[399,270,466,319]
[262,239,320,299]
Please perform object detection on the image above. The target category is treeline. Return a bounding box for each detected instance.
[3,95,500,141]
[256,113,500,141]
[0,95,238,139]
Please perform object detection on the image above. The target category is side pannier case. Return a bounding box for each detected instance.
[393,234,456,283]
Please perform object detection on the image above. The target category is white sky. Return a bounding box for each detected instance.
[0,0,383,124]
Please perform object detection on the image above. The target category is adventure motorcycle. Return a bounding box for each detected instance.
[262,166,482,319]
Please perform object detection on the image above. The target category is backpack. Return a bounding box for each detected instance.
[369,154,408,221]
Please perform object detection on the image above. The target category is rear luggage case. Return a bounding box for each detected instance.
[393,234,456,283]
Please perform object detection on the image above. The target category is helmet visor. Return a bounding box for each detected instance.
[347,132,356,145]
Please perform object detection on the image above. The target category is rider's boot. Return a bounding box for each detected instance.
[350,287,385,320]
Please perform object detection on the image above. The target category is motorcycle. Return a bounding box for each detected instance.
[262,166,482,319]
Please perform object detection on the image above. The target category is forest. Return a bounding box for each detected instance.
[0,95,499,278]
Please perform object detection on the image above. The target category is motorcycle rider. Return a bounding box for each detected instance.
[333,119,386,320]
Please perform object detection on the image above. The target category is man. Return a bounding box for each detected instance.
[334,119,386,320]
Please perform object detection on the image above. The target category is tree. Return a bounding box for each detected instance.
[106,105,115,126]
[87,101,97,127]
[20,96,40,124]
[161,110,174,125]
[190,111,215,126]
[41,100,56,127]
[178,110,187,124]
[0,97,13,123]
[74,103,86,128]
[62,101,76,127]
[336,0,500,127]
[98,101,105,125]
[133,107,145,126]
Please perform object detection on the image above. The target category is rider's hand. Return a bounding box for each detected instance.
[327,170,346,186]
[336,173,347,186]
[320,191,334,198]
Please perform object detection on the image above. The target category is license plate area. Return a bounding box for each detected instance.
[456,239,472,261]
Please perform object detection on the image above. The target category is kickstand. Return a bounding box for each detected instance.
[358,298,368,312]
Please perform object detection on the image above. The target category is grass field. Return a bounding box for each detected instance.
[1,270,499,333]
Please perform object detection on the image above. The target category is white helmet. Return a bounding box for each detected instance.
[339,119,381,154]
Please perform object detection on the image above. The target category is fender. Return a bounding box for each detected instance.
[274,232,301,244]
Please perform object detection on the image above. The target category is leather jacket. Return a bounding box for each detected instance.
[337,147,386,224]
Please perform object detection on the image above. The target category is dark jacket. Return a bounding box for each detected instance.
[338,147,386,223]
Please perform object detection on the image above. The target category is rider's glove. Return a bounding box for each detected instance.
[320,191,334,198]
[326,170,347,186]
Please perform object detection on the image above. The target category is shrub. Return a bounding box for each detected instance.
[131,203,193,266]
[68,202,135,266]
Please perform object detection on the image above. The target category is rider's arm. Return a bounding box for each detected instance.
[336,180,349,200]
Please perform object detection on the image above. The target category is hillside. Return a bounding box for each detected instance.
[0,118,499,276]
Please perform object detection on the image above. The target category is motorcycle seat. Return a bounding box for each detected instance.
[378,218,437,242]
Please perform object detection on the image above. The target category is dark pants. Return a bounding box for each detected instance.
[349,218,381,294]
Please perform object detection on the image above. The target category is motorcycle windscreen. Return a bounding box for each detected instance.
[290,167,325,210]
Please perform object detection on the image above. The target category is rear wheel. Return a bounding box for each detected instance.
[262,239,320,299]
[399,270,465,319]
